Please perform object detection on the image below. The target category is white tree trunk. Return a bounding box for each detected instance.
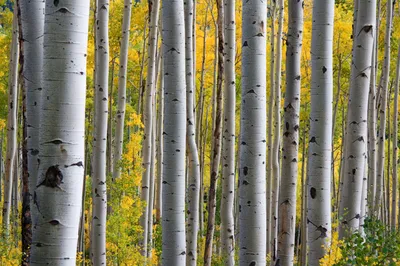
[307,0,334,264]
[184,0,201,264]
[239,0,267,264]
[391,43,400,229]
[375,0,392,216]
[91,0,109,264]
[30,0,90,264]
[277,0,303,264]
[338,0,376,238]
[2,7,19,233]
[113,0,132,181]
[271,0,283,262]
[220,0,236,264]
[162,1,187,264]
[140,0,160,256]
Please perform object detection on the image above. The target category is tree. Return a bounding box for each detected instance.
[2,6,19,234]
[161,1,187,264]
[239,0,267,264]
[91,0,110,264]
[30,0,90,264]
[113,0,132,181]
[307,0,334,264]
[220,0,236,264]
[277,0,303,264]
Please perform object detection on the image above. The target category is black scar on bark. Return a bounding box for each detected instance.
[310,187,317,199]
[54,0,59,6]
[243,166,248,176]
[37,165,63,189]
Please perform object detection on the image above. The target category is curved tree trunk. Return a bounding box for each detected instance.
[30,1,90,264]
[113,0,132,181]
[185,0,201,264]
[91,0,109,264]
[239,0,267,264]
[140,0,160,256]
[18,0,45,262]
[375,0,392,216]
[338,0,376,238]
[220,0,236,264]
[277,0,303,264]
[307,0,334,264]
[161,1,187,264]
[2,7,19,234]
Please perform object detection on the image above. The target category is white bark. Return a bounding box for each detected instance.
[113,0,132,181]
[185,0,201,264]
[307,0,334,264]
[2,8,19,233]
[220,0,235,264]
[277,0,303,264]
[375,0,392,216]
[162,1,187,264]
[339,0,376,238]
[30,1,90,264]
[91,0,109,264]
[140,0,160,256]
[239,0,267,264]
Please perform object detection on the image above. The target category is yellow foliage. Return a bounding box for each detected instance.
[320,231,343,266]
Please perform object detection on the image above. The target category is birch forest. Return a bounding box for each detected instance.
[3,0,400,265]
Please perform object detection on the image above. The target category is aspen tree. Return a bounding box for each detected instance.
[2,7,19,234]
[140,0,160,255]
[18,0,45,261]
[375,0,392,216]
[91,0,109,264]
[162,0,187,264]
[220,0,236,264]
[184,0,201,264]
[277,0,303,264]
[339,0,376,237]
[307,0,334,264]
[239,0,267,264]
[113,0,132,181]
[30,0,90,264]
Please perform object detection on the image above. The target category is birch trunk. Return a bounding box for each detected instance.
[113,0,132,181]
[184,0,201,264]
[91,0,109,264]
[140,0,160,255]
[338,0,376,238]
[392,44,400,229]
[307,0,334,264]
[18,0,45,261]
[220,0,235,264]
[162,1,187,264]
[239,0,267,264]
[2,8,19,233]
[204,2,223,264]
[155,51,163,223]
[30,1,90,263]
[271,0,283,262]
[375,0,392,216]
[277,0,303,264]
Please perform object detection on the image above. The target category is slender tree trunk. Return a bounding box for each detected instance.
[375,0,393,217]
[161,1,187,264]
[271,0,283,262]
[386,86,392,226]
[2,7,19,234]
[184,0,201,264]
[392,44,400,229]
[140,0,160,256]
[18,0,44,262]
[30,1,90,263]
[204,2,224,265]
[307,0,334,264]
[300,118,308,266]
[148,95,157,258]
[277,0,303,264]
[91,0,109,264]
[338,0,376,238]
[220,0,236,264]
[113,0,132,181]
[155,49,163,224]
[239,0,267,264]
[107,57,115,176]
